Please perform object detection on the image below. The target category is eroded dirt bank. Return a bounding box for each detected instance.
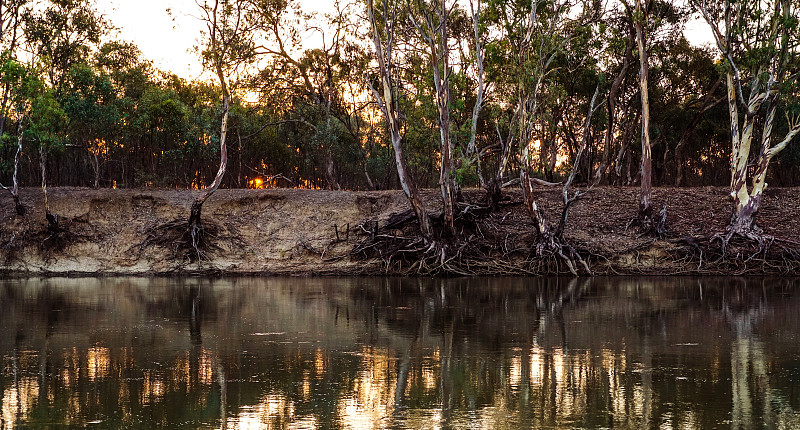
[1,186,799,276]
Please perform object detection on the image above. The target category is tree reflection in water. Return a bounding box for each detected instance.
[1,277,800,428]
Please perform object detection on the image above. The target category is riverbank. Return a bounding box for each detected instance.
[1,186,799,276]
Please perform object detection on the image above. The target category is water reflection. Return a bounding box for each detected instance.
[2,277,800,428]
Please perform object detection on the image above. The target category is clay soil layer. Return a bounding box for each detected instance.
[1,186,799,276]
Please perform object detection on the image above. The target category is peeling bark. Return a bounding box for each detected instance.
[694,0,800,244]
[634,0,654,229]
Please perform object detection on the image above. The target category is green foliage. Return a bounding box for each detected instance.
[0,0,796,191]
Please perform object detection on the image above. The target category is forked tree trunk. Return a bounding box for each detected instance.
[367,0,433,240]
[694,0,800,242]
[520,148,551,238]
[727,83,800,237]
[524,87,601,275]
[634,0,654,225]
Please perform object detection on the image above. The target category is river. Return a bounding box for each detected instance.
[1,277,799,428]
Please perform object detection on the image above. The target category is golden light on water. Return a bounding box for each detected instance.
[530,346,545,385]
[509,355,522,387]
[87,346,111,381]
[3,279,800,428]
[61,348,81,389]
[0,336,738,429]
[337,346,395,429]
[199,348,214,385]
[2,378,39,429]
[230,393,315,429]
[141,370,166,405]
[314,348,326,378]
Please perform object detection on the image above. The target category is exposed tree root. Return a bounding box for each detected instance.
[0,212,95,264]
[531,229,592,276]
[353,203,512,275]
[12,195,25,216]
[711,214,772,257]
[629,203,668,237]
[138,217,241,262]
[351,201,591,276]
[670,232,799,275]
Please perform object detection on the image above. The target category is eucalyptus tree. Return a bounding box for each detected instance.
[0,0,28,137]
[489,0,600,260]
[407,0,458,237]
[21,0,108,94]
[367,0,434,240]
[693,0,800,244]
[0,0,26,49]
[0,55,65,221]
[630,0,657,230]
[190,0,259,254]
[0,54,29,214]
[464,0,486,167]
[31,83,66,227]
[619,0,669,234]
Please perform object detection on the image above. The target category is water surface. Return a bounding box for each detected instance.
[2,277,800,429]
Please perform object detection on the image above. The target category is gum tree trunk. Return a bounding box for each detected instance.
[694,0,800,241]
[410,0,456,238]
[466,0,485,169]
[190,0,232,241]
[634,0,654,225]
[189,92,228,229]
[367,0,433,240]
[40,147,58,230]
[434,2,456,238]
[1,118,26,215]
[91,145,100,189]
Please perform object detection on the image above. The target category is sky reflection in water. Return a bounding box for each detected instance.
[2,277,800,429]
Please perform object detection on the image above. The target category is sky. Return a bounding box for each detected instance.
[99,0,337,79]
[99,0,714,80]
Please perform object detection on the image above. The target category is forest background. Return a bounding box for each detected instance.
[0,0,797,239]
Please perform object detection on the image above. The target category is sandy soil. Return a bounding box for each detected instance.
[1,186,799,276]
